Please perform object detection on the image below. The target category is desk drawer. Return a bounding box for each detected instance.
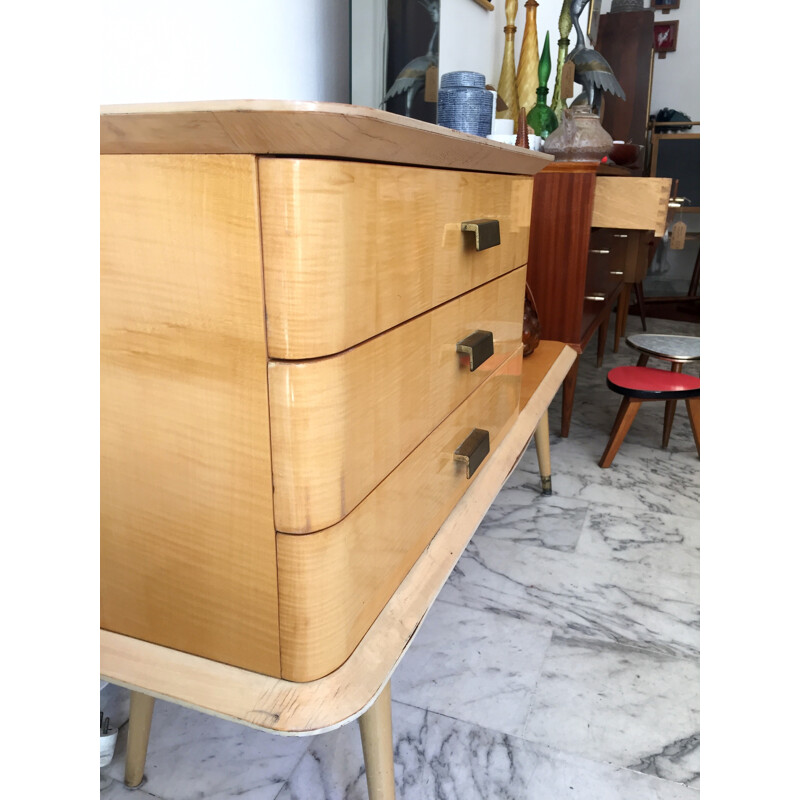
[269,267,525,533]
[259,158,532,359]
[276,346,523,682]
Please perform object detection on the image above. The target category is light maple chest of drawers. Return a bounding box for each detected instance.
[100,101,575,798]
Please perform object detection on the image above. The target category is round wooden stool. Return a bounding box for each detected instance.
[625,333,700,448]
[598,366,700,468]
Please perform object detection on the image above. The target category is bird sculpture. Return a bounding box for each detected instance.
[565,0,625,112]
[382,0,439,117]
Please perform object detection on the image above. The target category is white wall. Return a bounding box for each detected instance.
[100,0,350,105]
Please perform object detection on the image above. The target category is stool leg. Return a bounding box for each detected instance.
[125,691,155,788]
[533,410,552,495]
[599,397,642,468]
[662,363,684,448]
[359,681,396,800]
[633,282,647,331]
[685,396,700,456]
[636,353,649,367]
[560,358,580,438]
[597,317,608,367]
[614,283,632,353]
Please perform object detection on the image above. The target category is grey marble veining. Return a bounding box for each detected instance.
[391,597,553,738]
[575,504,700,575]
[276,702,700,800]
[440,531,699,659]
[522,637,699,785]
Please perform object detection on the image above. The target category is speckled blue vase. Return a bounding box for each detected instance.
[437,71,493,137]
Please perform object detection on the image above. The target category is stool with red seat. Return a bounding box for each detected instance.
[598,365,700,468]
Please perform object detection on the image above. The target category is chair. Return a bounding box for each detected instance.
[598,365,699,468]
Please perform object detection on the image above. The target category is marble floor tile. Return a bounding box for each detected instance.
[276,701,699,800]
[575,504,700,575]
[440,534,699,659]
[104,694,310,800]
[475,479,589,552]
[391,598,552,738]
[522,637,699,786]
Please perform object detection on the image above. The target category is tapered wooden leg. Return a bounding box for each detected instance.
[596,318,608,367]
[533,410,552,495]
[662,364,683,448]
[358,681,395,800]
[633,282,647,331]
[599,397,642,468]
[614,283,632,353]
[125,691,155,788]
[560,358,580,438]
[636,353,649,367]
[685,396,700,456]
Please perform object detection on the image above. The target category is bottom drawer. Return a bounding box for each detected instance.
[276,345,524,682]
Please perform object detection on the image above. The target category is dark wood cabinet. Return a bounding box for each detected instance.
[595,9,655,174]
[526,163,623,437]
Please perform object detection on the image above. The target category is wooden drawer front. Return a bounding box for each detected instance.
[586,229,626,297]
[100,154,281,678]
[276,347,523,682]
[591,176,671,237]
[269,268,525,533]
[259,158,533,359]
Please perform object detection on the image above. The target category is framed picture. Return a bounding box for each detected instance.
[654,20,678,57]
[653,0,680,12]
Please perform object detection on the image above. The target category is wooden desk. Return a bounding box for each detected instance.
[100,100,571,799]
[526,162,670,436]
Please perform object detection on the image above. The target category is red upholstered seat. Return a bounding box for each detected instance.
[607,366,700,399]
[599,365,700,467]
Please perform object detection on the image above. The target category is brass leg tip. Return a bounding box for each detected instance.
[541,476,552,495]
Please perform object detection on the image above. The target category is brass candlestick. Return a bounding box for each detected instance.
[496,0,520,126]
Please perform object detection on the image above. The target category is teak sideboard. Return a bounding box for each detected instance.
[100,100,577,799]
[526,161,671,437]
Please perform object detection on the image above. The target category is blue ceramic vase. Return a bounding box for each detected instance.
[437,71,493,137]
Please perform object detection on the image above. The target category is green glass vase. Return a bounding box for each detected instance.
[527,86,559,138]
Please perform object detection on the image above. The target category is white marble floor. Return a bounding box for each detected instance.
[100,317,700,800]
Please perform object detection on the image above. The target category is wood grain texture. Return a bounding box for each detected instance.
[99,342,576,733]
[591,177,672,237]
[269,269,526,533]
[276,348,524,682]
[100,100,553,175]
[526,164,598,346]
[260,158,533,358]
[100,154,281,677]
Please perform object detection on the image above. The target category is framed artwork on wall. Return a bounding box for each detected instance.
[653,0,680,13]
[654,19,678,58]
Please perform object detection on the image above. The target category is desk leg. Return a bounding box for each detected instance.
[125,691,155,788]
[560,358,580,438]
[359,681,395,800]
[614,283,632,353]
[597,318,608,368]
[533,410,552,495]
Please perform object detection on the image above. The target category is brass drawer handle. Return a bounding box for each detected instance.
[610,270,623,276]
[454,428,490,478]
[612,234,629,238]
[589,248,610,254]
[461,219,501,251]
[456,330,494,371]
[585,294,606,301]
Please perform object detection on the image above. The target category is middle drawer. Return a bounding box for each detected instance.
[268,267,525,533]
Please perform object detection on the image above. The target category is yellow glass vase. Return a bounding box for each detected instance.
[516,1,540,120]
[496,0,519,126]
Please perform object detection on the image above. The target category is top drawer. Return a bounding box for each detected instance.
[259,158,533,359]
